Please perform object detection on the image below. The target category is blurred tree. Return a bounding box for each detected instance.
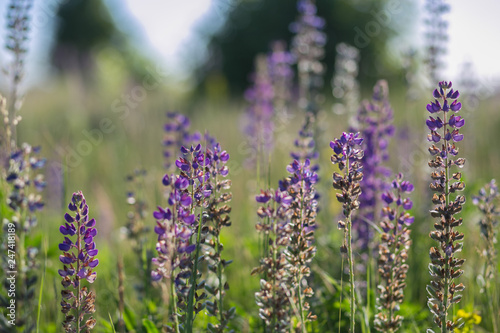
[50,0,152,81]
[197,0,404,95]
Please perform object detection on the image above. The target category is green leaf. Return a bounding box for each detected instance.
[142,318,160,333]
[123,304,138,331]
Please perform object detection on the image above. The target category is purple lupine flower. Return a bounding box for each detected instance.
[426,81,466,331]
[3,0,33,153]
[153,141,224,331]
[252,187,294,332]
[375,174,414,332]
[472,179,500,331]
[59,191,98,332]
[243,54,275,170]
[203,140,235,330]
[473,179,499,282]
[424,0,450,83]
[291,0,326,117]
[268,40,294,128]
[2,142,45,329]
[352,80,395,250]
[332,43,360,123]
[290,0,326,168]
[330,132,364,333]
[281,158,318,327]
[163,112,201,171]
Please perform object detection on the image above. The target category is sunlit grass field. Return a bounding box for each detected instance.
[5,46,499,332]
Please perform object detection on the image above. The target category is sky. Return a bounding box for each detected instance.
[121,0,500,84]
[0,0,499,86]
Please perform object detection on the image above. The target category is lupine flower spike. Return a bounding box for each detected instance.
[290,0,326,168]
[330,132,364,333]
[374,174,414,332]
[253,189,293,332]
[163,112,201,171]
[253,158,318,332]
[353,80,395,250]
[472,179,499,333]
[123,169,150,298]
[59,192,99,332]
[0,142,45,331]
[426,81,466,332]
[4,0,33,150]
[331,43,360,124]
[424,0,450,83]
[203,142,235,332]
[282,159,319,329]
[244,54,274,173]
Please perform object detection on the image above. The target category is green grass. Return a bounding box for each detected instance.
[2,58,500,332]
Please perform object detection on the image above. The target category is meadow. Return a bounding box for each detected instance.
[1,0,500,333]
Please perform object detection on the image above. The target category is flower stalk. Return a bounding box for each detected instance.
[330,132,364,333]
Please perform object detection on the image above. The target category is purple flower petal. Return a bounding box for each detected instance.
[59,225,69,235]
[60,255,74,264]
[86,218,96,227]
[89,259,99,268]
[59,243,71,252]
[183,214,195,225]
[450,100,462,111]
[453,133,464,142]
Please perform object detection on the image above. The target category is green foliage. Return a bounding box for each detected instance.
[197,0,403,94]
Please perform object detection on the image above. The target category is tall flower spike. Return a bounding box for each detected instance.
[268,41,294,117]
[252,188,293,333]
[123,169,150,298]
[243,54,274,171]
[163,112,201,171]
[330,132,364,333]
[291,0,326,167]
[0,142,45,331]
[426,81,466,332]
[5,0,33,148]
[59,192,98,332]
[353,80,395,250]
[291,0,326,118]
[331,43,360,125]
[281,158,319,329]
[472,179,499,282]
[424,0,450,83]
[203,141,235,332]
[472,179,499,333]
[374,174,414,332]
[151,172,195,332]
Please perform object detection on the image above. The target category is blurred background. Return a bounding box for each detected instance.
[1,0,499,331]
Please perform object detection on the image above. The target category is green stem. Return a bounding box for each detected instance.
[185,163,202,333]
[345,156,356,333]
[441,98,450,333]
[271,204,277,332]
[388,201,402,331]
[347,215,355,333]
[339,257,344,333]
[171,269,181,333]
[185,209,202,333]
[76,206,82,333]
[216,170,225,328]
[297,184,306,332]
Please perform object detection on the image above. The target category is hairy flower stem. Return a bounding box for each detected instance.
[345,156,356,333]
[171,270,181,333]
[185,207,202,333]
[347,219,355,332]
[76,204,83,333]
[441,109,450,332]
[297,185,306,332]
